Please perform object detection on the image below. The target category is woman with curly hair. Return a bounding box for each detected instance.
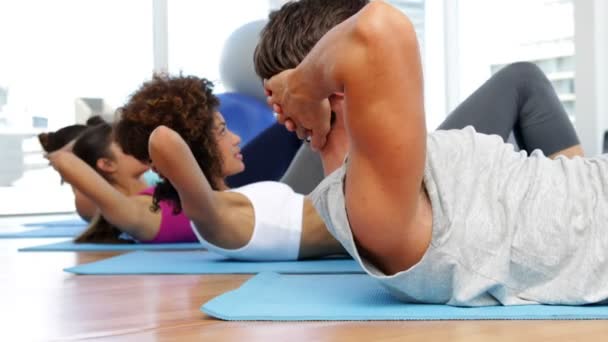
[115,75,344,259]
[45,117,198,244]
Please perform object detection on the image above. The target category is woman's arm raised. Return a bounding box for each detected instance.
[148,125,254,248]
[47,151,157,240]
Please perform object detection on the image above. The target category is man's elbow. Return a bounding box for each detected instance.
[354,1,417,48]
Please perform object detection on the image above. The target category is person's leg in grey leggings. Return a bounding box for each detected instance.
[438,62,582,157]
[280,143,324,194]
[282,62,583,194]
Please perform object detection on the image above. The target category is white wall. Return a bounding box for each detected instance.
[153,0,169,74]
[423,0,448,129]
[574,0,608,156]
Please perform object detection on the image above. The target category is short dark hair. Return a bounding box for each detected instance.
[254,0,368,80]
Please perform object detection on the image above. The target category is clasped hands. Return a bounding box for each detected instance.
[264,69,332,151]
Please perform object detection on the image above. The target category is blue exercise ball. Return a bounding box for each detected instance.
[217,92,274,146]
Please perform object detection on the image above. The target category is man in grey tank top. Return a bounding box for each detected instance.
[256,0,608,306]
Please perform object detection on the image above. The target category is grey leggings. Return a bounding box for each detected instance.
[281,62,580,194]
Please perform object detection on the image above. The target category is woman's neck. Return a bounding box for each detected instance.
[111,176,149,196]
[215,178,230,191]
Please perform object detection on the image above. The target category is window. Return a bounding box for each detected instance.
[167,0,271,89]
[456,0,575,120]
[0,0,153,215]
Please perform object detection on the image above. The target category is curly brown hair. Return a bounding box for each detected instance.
[115,75,222,213]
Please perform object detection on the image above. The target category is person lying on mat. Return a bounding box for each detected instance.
[261,0,608,306]
[114,62,583,262]
[113,75,343,259]
[39,116,162,222]
[45,118,198,244]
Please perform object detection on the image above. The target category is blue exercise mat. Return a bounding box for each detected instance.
[23,218,87,227]
[202,272,608,321]
[19,240,204,252]
[63,250,362,275]
[0,226,86,238]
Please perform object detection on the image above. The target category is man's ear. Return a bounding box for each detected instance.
[96,158,117,174]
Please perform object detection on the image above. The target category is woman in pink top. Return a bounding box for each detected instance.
[45,118,196,244]
[136,187,193,243]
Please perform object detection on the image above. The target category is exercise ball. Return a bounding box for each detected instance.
[217,92,274,146]
[219,20,267,103]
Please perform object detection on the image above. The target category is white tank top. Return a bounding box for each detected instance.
[191,181,304,261]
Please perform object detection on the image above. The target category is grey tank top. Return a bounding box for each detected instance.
[310,126,608,306]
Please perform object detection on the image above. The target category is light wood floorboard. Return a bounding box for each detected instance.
[1,238,607,342]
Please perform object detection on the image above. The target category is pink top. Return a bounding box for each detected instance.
[137,187,197,243]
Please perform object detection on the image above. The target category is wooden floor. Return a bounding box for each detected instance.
[2,238,608,341]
